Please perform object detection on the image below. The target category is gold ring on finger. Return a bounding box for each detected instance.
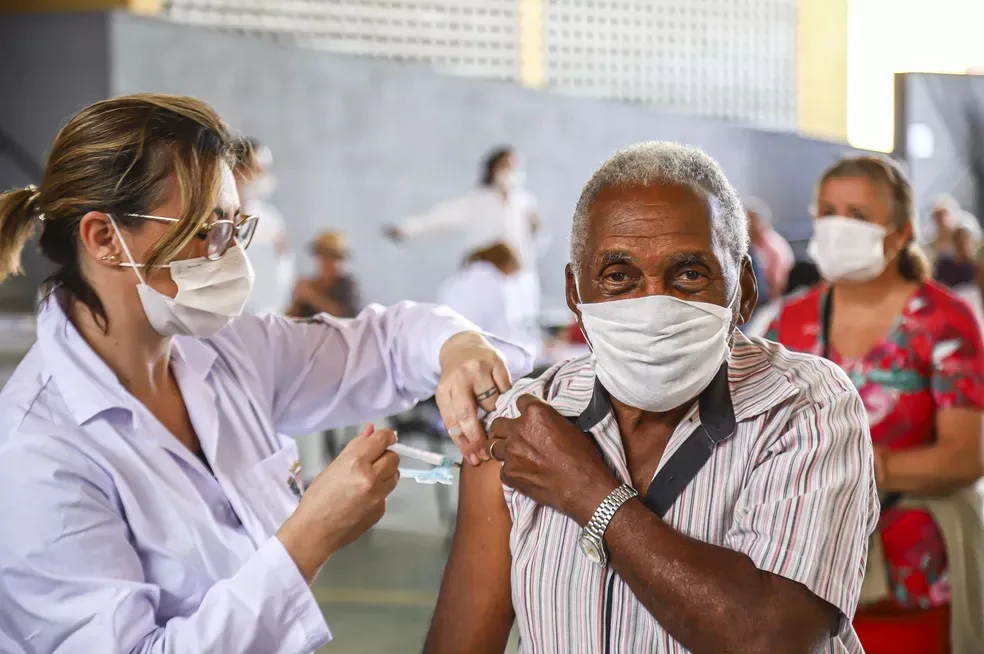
[488,439,504,463]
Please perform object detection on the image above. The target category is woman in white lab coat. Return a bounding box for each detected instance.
[0,95,532,654]
[385,146,545,334]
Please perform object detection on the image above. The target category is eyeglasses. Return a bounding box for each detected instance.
[124,213,260,261]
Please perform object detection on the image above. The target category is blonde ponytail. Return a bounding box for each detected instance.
[0,185,41,282]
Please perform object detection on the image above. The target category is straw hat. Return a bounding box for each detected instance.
[311,230,349,259]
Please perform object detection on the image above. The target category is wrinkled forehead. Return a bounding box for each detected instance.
[582,182,726,266]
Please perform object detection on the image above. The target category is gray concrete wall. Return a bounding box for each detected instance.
[896,73,984,239]
[1,11,857,313]
[0,12,112,311]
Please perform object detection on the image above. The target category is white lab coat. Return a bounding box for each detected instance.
[399,187,546,327]
[437,261,543,361]
[0,299,532,654]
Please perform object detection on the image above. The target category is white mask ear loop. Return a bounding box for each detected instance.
[107,214,148,286]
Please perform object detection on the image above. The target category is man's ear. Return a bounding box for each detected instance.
[565,264,590,347]
[565,264,581,319]
[736,256,759,326]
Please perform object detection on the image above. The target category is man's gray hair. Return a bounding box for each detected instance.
[569,141,749,278]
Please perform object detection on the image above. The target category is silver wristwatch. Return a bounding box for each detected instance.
[579,484,638,566]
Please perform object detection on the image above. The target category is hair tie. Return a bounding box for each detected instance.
[24,184,44,221]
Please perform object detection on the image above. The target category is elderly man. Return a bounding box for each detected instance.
[424,142,878,654]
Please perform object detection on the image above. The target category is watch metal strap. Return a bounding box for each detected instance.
[584,484,638,541]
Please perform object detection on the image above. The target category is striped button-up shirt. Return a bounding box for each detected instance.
[490,333,879,653]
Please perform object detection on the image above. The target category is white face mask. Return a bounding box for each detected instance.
[577,287,738,412]
[110,216,255,338]
[497,168,526,192]
[807,216,888,283]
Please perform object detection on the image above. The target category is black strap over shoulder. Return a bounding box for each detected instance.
[571,363,736,519]
[821,287,834,359]
[641,424,716,518]
[642,363,736,518]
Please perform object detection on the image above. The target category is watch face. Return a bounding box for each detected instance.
[579,536,604,564]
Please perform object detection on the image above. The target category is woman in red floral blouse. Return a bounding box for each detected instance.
[768,155,984,654]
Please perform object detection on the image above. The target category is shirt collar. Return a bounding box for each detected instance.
[36,298,218,426]
[171,336,219,380]
[572,332,799,437]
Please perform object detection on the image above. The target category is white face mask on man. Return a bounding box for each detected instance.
[110,215,255,338]
[577,285,739,412]
[807,216,889,283]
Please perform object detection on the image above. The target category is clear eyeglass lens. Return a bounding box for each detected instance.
[206,221,235,260]
[236,215,258,249]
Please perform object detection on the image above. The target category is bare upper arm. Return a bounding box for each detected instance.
[424,460,514,654]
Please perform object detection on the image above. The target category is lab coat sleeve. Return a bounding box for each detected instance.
[0,441,330,654]
[397,192,474,239]
[224,301,534,435]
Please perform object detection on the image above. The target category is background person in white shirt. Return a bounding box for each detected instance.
[0,94,532,654]
[385,146,545,336]
[438,241,542,361]
[235,136,296,315]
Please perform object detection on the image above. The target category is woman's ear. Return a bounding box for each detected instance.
[889,220,915,257]
[78,211,122,267]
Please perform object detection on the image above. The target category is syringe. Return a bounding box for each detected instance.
[388,442,462,468]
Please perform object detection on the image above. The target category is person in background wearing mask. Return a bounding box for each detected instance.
[235,137,296,315]
[288,230,361,319]
[768,155,984,654]
[745,197,794,300]
[0,95,533,654]
[425,142,877,654]
[384,146,545,341]
[933,223,980,289]
[437,241,542,361]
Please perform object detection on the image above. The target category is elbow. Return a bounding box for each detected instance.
[744,631,824,654]
[959,464,984,488]
[737,593,834,654]
[942,449,984,490]
[964,452,984,484]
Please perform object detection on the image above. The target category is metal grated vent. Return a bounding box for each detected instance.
[163,0,520,80]
[543,0,797,128]
[161,0,797,128]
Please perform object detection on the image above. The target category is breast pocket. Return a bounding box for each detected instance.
[237,441,305,536]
